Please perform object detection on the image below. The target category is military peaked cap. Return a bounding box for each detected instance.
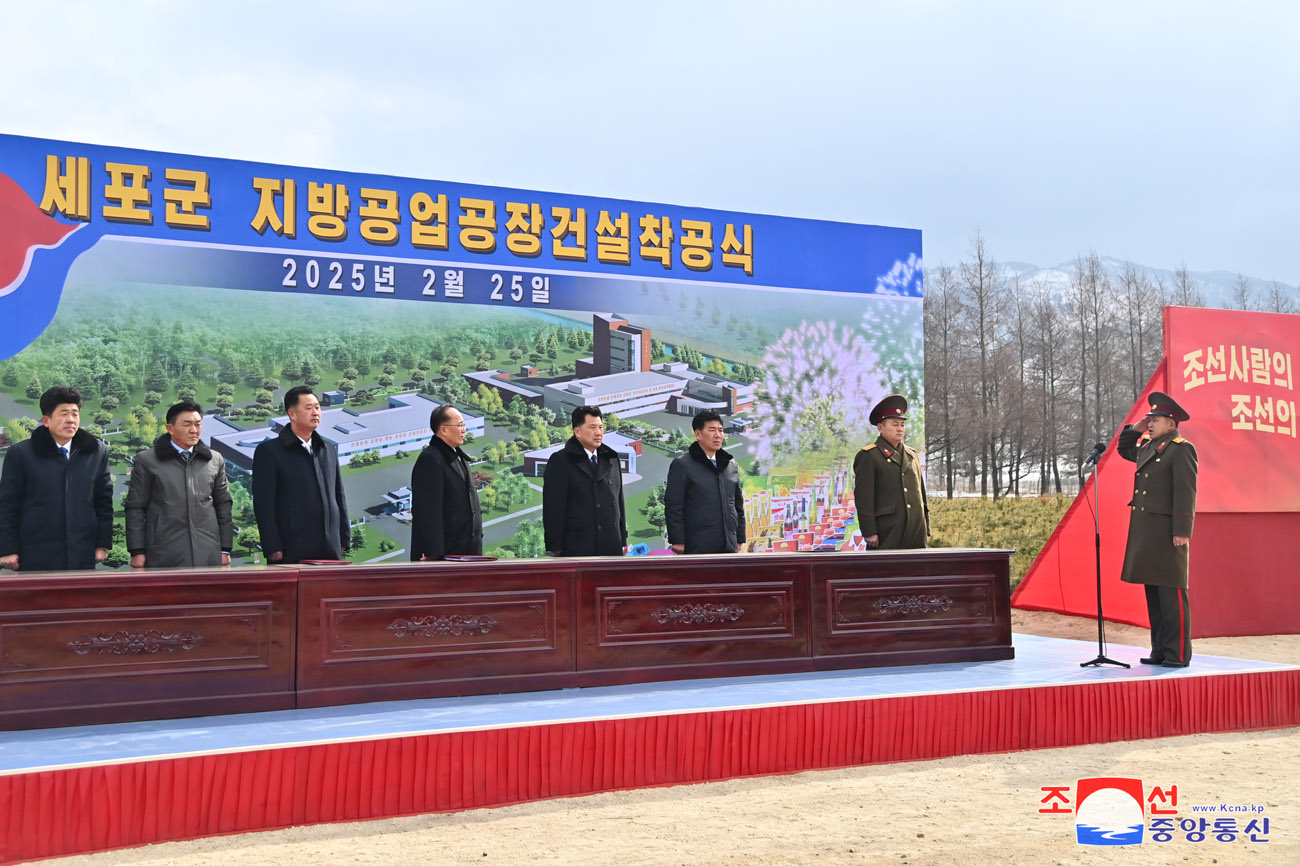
[869,394,909,426]
[1145,391,1190,423]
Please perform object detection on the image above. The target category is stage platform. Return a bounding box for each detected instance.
[2,634,1297,864]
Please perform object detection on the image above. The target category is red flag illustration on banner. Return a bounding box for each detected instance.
[0,172,82,296]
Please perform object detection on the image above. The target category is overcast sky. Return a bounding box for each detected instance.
[4,1,1298,283]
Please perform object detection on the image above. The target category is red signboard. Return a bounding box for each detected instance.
[1165,306,1300,512]
[1013,307,1300,637]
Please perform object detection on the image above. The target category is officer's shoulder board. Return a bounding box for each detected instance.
[1172,436,1190,445]
[905,446,918,456]
[861,444,877,452]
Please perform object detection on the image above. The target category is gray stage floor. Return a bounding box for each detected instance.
[1,634,1292,775]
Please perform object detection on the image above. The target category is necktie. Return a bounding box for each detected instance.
[58,445,69,460]
[179,451,191,464]
[590,453,598,468]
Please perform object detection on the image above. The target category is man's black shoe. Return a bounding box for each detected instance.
[1139,656,1164,665]
[1160,660,1190,668]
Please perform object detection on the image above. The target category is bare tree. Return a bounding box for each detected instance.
[1003,284,1035,496]
[1171,263,1205,307]
[1066,256,1094,460]
[1118,263,1152,401]
[1029,283,1065,493]
[1267,281,1298,315]
[1232,273,1255,311]
[959,231,1004,499]
[922,265,971,498]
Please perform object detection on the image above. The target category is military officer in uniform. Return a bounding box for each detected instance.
[853,395,929,549]
[1117,391,1198,667]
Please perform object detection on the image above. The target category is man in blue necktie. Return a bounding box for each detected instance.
[0,386,113,572]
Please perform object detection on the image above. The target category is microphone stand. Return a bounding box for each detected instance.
[1080,444,1129,669]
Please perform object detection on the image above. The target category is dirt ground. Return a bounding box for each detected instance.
[45,611,1299,866]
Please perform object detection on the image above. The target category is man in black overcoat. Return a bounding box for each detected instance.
[543,405,626,557]
[0,386,112,572]
[410,404,483,560]
[252,386,349,563]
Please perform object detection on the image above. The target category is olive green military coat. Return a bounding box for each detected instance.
[852,436,929,549]
[1117,426,1198,589]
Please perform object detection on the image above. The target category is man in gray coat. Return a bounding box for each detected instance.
[665,410,746,554]
[126,401,234,568]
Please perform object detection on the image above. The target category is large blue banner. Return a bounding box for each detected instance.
[0,134,924,563]
[1,134,920,360]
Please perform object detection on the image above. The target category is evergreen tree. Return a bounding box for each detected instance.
[144,365,168,393]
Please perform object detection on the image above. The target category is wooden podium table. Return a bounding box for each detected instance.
[0,549,1012,729]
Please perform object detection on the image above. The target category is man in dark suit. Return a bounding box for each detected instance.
[0,386,113,572]
[1118,391,1198,667]
[410,404,483,560]
[543,405,626,557]
[252,386,349,563]
[852,394,929,550]
[665,410,746,554]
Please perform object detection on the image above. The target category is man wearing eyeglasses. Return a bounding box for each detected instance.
[411,404,483,560]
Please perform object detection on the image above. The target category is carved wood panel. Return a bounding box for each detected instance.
[0,603,272,680]
[317,591,558,661]
[597,585,794,644]
[576,559,810,670]
[0,572,296,728]
[811,552,1014,658]
[295,565,577,699]
[828,580,993,631]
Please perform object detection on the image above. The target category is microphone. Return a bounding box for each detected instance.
[1083,442,1105,466]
